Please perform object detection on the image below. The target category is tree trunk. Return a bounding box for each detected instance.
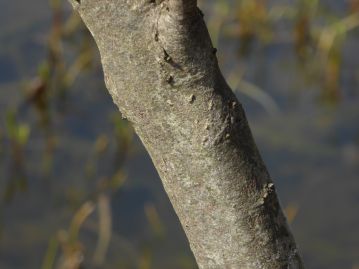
[67,0,304,268]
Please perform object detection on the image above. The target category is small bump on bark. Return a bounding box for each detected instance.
[166,75,174,85]
[163,49,172,62]
[197,7,204,18]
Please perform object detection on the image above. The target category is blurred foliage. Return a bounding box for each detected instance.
[203,0,359,107]
[1,0,139,267]
[3,111,30,202]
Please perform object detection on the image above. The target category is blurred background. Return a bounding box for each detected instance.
[0,0,358,268]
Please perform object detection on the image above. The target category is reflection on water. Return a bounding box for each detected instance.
[0,0,359,268]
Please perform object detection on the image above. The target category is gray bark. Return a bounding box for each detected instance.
[67,0,304,268]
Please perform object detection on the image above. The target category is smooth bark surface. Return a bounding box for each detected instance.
[67,0,304,268]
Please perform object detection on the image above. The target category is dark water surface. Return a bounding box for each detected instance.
[0,0,359,268]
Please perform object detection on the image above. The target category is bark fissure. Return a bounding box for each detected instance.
[67,0,305,268]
